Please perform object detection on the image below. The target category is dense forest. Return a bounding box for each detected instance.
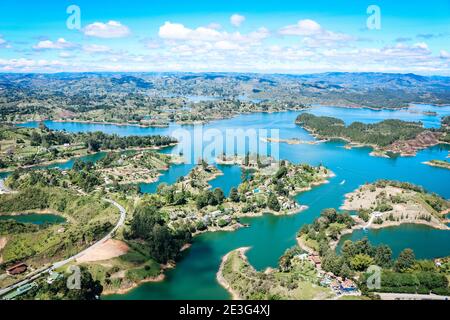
[79,131,177,152]
[126,205,192,264]
[296,113,426,147]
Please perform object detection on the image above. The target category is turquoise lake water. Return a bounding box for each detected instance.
[0,213,66,225]
[14,104,450,299]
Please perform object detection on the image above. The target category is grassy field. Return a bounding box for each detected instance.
[0,187,118,273]
[81,240,162,294]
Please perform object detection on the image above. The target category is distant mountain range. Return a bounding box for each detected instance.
[1,72,449,112]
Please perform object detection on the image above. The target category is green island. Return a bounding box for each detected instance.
[295,113,450,157]
[218,180,450,300]
[340,180,450,230]
[423,159,450,170]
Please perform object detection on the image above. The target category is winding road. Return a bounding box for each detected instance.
[0,198,126,298]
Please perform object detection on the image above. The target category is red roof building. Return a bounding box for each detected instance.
[6,263,28,275]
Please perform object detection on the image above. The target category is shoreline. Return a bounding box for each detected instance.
[216,247,251,300]
[102,274,166,296]
[109,168,334,295]
[0,143,178,174]
[340,183,450,231]
[16,119,170,128]
[422,160,450,170]
[329,220,450,251]
[297,122,447,158]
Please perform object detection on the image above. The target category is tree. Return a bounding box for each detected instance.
[321,208,338,223]
[358,209,370,222]
[350,254,374,271]
[395,248,416,272]
[86,138,101,152]
[340,262,353,279]
[213,188,224,205]
[229,187,240,202]
[374,244,393,268]
[173,191,187,205]
[274,166,288,179]
[275,180,288,196]
[267,193,280,212]
[128,206,191,263]
[21,267,102,300]
[322,252,343,275]
[196,191,210,209]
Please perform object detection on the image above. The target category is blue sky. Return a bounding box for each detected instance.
[0,0,449,74]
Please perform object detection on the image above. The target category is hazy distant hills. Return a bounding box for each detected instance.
[1,72,449,109]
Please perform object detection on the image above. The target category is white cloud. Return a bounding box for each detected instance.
[145,40,161,49]
[214,40,240,50]
[158,22,269,45]
[83,21,130,38]
[230,14,245,27]
[59,52,73,58]
[279,19,322,36]
[414,42,429,50]
[33,38,76,50]
[279,19,354,47]
[83,44,111,53]
[207,23,222,30]
[159,22,222,41]
[0,58,66,71]
[440,50,450,59]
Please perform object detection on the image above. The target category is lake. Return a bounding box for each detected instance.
[15,104,450,299]
[0,213,66,225]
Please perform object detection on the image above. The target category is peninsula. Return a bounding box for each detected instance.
[295,113,449,157]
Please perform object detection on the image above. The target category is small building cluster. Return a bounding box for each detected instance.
[319,271,358,296]
[168,208,235,230]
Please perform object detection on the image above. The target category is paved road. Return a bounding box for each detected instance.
[0,198,126,297]
[51,198,126,269]
[363,211,383,229]
[378,292,450,300]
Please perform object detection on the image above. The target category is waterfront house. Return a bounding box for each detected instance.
[340,279,357,292]
[309,255,321,268]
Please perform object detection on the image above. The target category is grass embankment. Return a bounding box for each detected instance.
[82,240,164,295]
